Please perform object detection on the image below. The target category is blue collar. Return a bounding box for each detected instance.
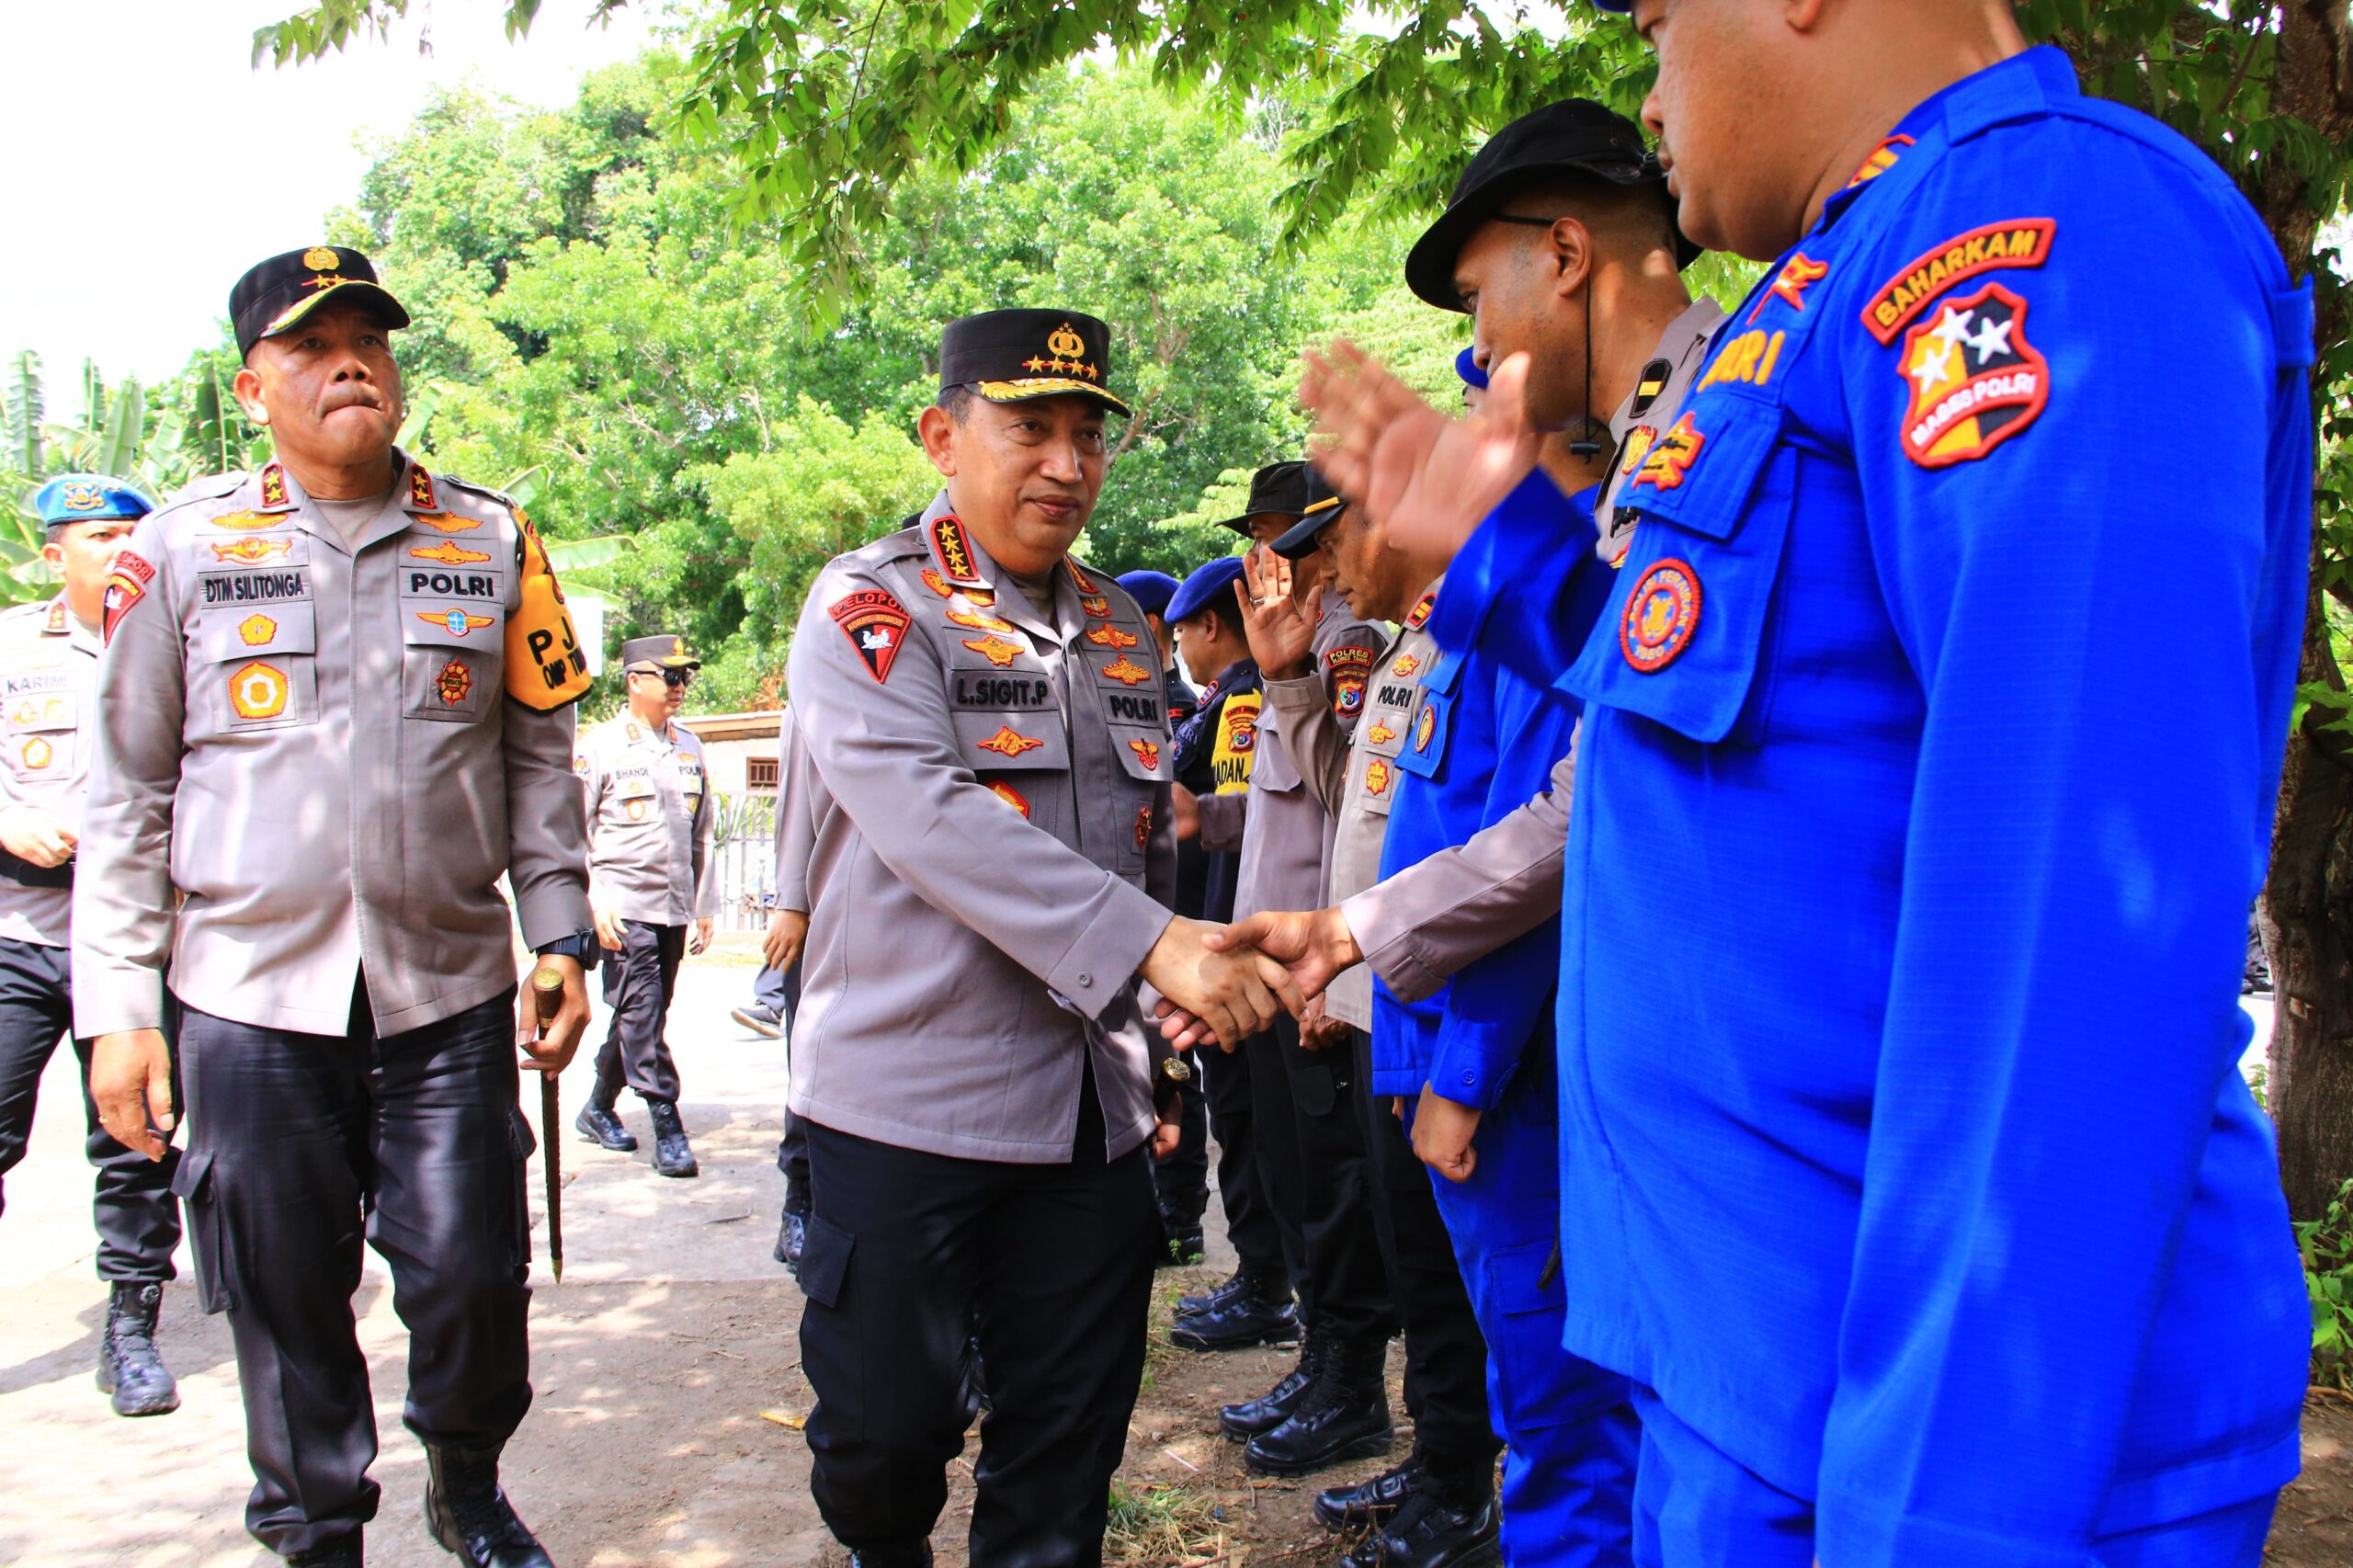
[1820,46,2078,229]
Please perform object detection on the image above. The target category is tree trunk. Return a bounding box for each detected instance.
[2261,1,2353,1222]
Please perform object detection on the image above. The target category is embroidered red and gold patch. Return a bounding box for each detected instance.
[1620,559,1702,675]
[1128,738,1162,771]
[1086,624,1140,650]
[988,781,1030,818]
[1862,219,2055,346]
[1099,654,1152,687]
[977,725,1043,758]
[832,588,913,684]
[1625,413,1704,494]
[1896,282,2048,469]
[961,635,1024,668]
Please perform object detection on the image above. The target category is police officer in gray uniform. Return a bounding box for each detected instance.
[0,473,182,1418]
[573,632,716,1178]
[76,246,596,1568]
[786,307,1300,1565]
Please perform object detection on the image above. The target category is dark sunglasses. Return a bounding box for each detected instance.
[632,667,694,688]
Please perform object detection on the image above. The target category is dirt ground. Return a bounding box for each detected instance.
[0,958,2342,1565]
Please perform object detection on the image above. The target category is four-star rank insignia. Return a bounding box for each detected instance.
[929,515,986,588]
[832,587,914,684]
[1086,623,1140,650]
[1626,413,1704,494]
[988,780,1031,818]
[1620,558,1703,674]
[1128,738,1162,770]
[962,635,1024,668]
[1897,281,2048,469]
[1098,654,1152,686]
[977,725,1044,758]
[436,658,473,706]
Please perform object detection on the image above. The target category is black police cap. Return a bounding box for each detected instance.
[1270,466,1350,560]
[939,309,1131,418]
[1217,460,1319,538]
[620,634,701,672]
[230,245,411,360]
[1404,99,1701,312]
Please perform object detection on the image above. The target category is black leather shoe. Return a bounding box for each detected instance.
[1313,1455,1422,1530]
[1244,1332,1392,1475]
[1158,1223,1205,1268]
[646,1099,699,1178]
[423,1443,554,1567]
[97,1282,179,1416]
[286,1533,363,1566]
[574,1091,636,1153]
[1340,1480,1501,1568]
[1176,1267,1266,1317]
[775,1208,807,1275]
[1220,1334,1323,1439]
[1169,1285,1299,1351]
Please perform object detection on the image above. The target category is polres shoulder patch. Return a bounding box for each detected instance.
[1862,219,2055,346]
[1896,281,2049,469]
[1325,644,1375,718]
[101,551,158,644]
[832,587,912,684]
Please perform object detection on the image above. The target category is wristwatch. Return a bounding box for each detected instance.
[535,930,597,964]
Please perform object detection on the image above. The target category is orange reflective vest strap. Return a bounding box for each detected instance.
[506,516,592,710]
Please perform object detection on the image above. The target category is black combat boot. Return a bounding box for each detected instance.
[1158,1218,1205,1268]
[97,1281,179,1416]
[285,1531,363,1566]
[1219,1330,1324,1439]
[1313,1454,1422,1531]
[1244,1331,1392,1476]
[1340,1463,1501,1568]
[1168,1270,1299,1351]
[422,1442,555,1568]
[1176,1267,1254,1316]
[645,1098,699,1178]
[847,1545,933,1568]
[573,1085,636,1153]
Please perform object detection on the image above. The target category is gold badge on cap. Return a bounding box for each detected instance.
[1023,322,1099,381]
[304,246,339,271]
[671,637,686,658]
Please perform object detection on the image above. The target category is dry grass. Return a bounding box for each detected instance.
[1105,1481,1241,1566]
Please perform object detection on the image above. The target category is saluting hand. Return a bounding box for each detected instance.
[90,1029,175,1162]
[521,954,590,1074]
[1300,341,1540,564]
[1235,547,1320,681]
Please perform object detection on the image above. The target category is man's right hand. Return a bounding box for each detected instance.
[1141,915,1305,1051]
[1236,546,1321,680]
[1211,906,1361,999]
[592,903,626,951]
[0,803,76,869]
[90,1028,175,1161]
[764,908,809,973]
[1300,341,1540,564]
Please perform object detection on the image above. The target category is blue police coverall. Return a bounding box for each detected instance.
[1376,481,1638,1563]
[1429,48,2314,1568]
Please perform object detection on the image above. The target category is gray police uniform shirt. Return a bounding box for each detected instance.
[1343,298,1728,999]
[577,710,716,926]
[73,454,593,1040]
[773,705,816,915]
[785,492,1178,1164]
[0,597,95,947]
[1197,594,1386,922]
[1267,582,1442,1029]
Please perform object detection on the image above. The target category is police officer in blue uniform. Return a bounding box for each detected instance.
[1300,3,2316,1562]
[0,475,183,1419]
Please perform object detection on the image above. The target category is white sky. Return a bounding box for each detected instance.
[0,0,663,417]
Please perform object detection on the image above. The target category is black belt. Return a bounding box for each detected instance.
[0,847,73,889]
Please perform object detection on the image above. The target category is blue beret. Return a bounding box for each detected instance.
[1165,556,1247,625]
[34,474,151,530]
[1116,569,1182,618]
[1457,347,1489,390]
